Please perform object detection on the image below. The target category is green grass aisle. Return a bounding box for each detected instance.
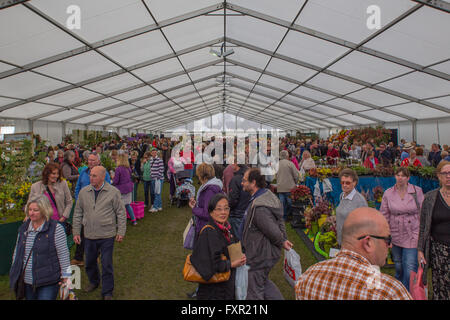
[0,179,320,300]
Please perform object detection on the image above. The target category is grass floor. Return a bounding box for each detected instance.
[0,179,399,300]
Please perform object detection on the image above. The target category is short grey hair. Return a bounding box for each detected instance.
[280,150,289,160]
[26,195,53,221]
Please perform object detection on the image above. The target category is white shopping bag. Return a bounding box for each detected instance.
[283,248,302,287]
[323,178,333,194]
[314,180,321,198]
[235,264,250,300]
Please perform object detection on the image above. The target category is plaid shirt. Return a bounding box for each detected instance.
[295,249,412,300]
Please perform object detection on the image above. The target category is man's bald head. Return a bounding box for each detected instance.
[341,207,391,267]
[90,166,106,189]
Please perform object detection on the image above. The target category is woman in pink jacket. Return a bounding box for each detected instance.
[380,167,424,291]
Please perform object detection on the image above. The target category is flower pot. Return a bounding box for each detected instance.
[0,221,23,275]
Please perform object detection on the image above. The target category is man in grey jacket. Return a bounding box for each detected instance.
[73,166,127,300]
[276,150,300,221]
[241,168,293,300]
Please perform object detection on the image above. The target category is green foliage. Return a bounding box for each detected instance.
[318,231,338,255]
[100,152,116,173]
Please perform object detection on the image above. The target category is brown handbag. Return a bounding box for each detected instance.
[182,225,231,284]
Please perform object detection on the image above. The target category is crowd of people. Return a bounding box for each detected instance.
[8,132,450,300]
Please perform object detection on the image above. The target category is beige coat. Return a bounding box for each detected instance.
[73,183,126,240]
[276,159,300,193]
[27,180,73,219]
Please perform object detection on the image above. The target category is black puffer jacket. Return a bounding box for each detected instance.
[191,217,237,300]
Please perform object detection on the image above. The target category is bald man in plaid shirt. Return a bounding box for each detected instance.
[295,208,412,300]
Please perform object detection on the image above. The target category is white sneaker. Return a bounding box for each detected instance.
[157,208,163,212]
[149,207,157,213]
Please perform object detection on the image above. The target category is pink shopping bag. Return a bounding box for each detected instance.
[131,201,145,220]
[409,264,427,300]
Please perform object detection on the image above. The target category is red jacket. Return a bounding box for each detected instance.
[364,157,379,169]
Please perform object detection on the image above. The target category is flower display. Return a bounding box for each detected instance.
[373,186,384,203]
[290,185,312,202]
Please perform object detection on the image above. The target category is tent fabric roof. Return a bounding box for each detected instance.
[0,0,449,132]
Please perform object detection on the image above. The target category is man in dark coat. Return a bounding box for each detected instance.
[228,164,250,240]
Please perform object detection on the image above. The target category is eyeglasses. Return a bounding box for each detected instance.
[214,207,230,212]
[438,171,450,177]
[357,234,392,246]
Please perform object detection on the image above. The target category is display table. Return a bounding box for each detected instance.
[305,176,439,206]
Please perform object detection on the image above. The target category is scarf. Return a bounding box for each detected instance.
[215,221,232,244]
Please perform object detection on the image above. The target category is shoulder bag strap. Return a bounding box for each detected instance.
[200,224,215,234]
[411,185,420,211]
[45,186,57,208]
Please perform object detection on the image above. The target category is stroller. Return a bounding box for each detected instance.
[174,171,196,208]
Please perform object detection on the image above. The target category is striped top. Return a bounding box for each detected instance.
[143,157,164,180]
[295,249,412,300]
[12,222,71,285]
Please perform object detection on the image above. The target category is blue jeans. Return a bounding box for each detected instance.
[278,192,292,220]
[85,237,115,297]
[143,180,154,207]
[229,216,244,241]
[125,204,136,222]
[151,179,163,209]
[391,245,418,291]
[25,283,59,300]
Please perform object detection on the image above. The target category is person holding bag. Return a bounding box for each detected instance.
[10,195,71,300]
[380,167,424,291]
[113,154,137,226]
[26,163,73,229]
[190,194,246,300]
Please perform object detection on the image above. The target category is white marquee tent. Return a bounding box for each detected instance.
[0,0,449,145]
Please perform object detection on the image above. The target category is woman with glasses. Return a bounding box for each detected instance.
[418,160,450,300]
[190,194,246,300]
[380,167,424,291]
[336,169,368,246]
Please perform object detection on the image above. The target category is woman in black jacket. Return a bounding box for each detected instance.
[190,194,246,300]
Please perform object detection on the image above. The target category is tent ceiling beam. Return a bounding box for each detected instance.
[226,3,448,81]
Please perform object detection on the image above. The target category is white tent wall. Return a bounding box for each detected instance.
[33,120,63,146]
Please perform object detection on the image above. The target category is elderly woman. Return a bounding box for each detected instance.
[401,149,422,167]
[418,161,450,300]
[10,195,71,300]
[27,163,73,224]
[191,194,246,300]
[380,167,424,291]
[61,150,79,193]
[336,168,368,245]
[299,151,316,172]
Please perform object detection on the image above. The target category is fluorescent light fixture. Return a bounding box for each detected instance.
[209,48,221,57]
[222,48,234,57]
[209,43,235,58]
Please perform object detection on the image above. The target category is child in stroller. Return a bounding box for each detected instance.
[175,177,196,208]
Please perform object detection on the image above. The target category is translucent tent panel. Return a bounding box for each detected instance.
[385,103,450,119]
[95,117,124,126]
[152,74,191,91]
[38,88,101,106]
[111,87,157,101]
[162,15,223,52]
[179,48,221,70]
[227,66,263,81]
[188,68,221,81]
[39,109,89,122]
[164,85,196,99]
[431,61,450,74]
[99,32,173,68]
[307,73,364,96]
[0,5,83,66]
[359,110,406,122]
[83,73,141,95]
[296,0,416,44]
[102,105,139,116]
[73,113,113,125]
[226,15,287,52]
[327,99,371,113]
[280,96,316,108]
[31,0,155,43]
[312,105,346,117]
[35,51,120,84]
[346,89,409,107]
[0,103,61,119]
[365,6,450,66]
[0,97,19,108]
[290,86,336,103]
[147,100,174,111]
[337,114,375,125]
[266,58,317,83]
[113,119,138,128]
[0,62,13,73]
[132,58,183,83]
[0,72,66,99]
[227,47,272,70]
[134,96,169,107]
[328,51,413,84]
[425,96,450,110]
[143,0,218,22]
[75,98,119,112]
[258,75,298,92]
[277,30,348,69]
[233,0,306,22]
[379,72,450,100]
